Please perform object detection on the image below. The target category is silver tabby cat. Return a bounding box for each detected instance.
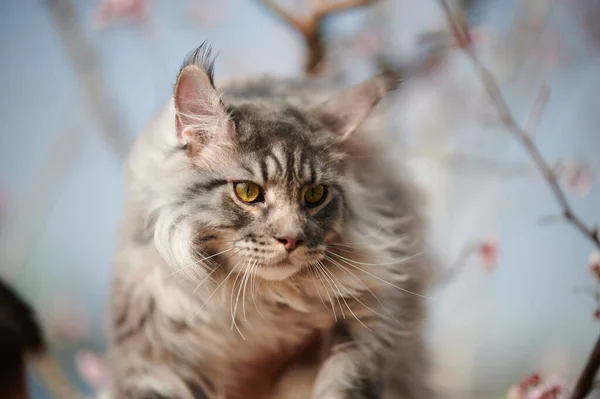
[109,44,434,399]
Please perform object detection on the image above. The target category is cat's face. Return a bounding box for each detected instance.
[192,106,346,280]
[158,45,395,282]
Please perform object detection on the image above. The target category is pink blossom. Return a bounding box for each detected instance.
[93,0,149,29]
[589,250,600,276]
[75,350,109,390]
[478,239,499,271]
[554,159,595,197]
[506,373,569,399]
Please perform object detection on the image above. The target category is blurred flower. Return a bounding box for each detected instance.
[75,350,109,391]
[594,308,600,320]
[478,239,499,271]
[589,250,600,280]
[554,159,595,197]
[93,0,149,29]
[507,373,569,399]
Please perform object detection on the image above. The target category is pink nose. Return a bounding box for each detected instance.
[276,236,302,251]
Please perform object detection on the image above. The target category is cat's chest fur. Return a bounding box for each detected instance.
[150,268,335,397]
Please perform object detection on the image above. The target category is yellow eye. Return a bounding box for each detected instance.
[305,185,326,207]
[234,182,264,203]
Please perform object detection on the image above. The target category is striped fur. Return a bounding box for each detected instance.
[108,45,435,399]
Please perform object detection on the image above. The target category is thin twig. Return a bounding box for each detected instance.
[258,0,375,75]
[435,242,479,288]
[435,1,600,398]
[436,0,600,251]
[45,0,130,161]
[524,84,550,138]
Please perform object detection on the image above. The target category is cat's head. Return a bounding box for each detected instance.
[154,44,398,282]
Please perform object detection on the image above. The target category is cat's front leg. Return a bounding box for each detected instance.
[313,322,384,399]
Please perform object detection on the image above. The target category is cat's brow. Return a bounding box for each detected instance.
[187,179,228,198]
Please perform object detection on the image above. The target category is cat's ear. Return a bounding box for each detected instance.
[174,46,233,148]
[312,72,399,140]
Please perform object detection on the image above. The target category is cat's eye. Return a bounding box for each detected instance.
[304,185,327,208]
[234,181,264,204]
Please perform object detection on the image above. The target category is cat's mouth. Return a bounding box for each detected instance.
[252,261,302,281]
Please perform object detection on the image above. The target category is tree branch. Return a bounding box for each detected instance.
[45,0,130,161]
[258,0,375,75]
[435,1,600,398]
[436,0,599,251]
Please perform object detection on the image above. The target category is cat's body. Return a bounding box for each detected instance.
[109,46,434,399]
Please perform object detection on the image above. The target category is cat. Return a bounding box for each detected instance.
[108,43,434,399]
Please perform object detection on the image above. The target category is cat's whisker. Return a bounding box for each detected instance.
[250,261,266,320]
[190,248,244,293]
[241,259,255,322]
[319,261,377,331]
[326,250,422,267]
[315,261,346,320]
[308,262,330,315]
[324,256,399,324]
[324,254,429,299]
[167,247,236,279]
[312,262,338,321]
[318,261,358,328]
[230,259,248,336]
[190,255,245,322]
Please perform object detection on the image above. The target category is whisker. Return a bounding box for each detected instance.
[250,261,266,320]
[327,250,422,267]
[313,262,338,321]
[308,263,330,314]
[230,260,248,338]
[167,247,235,278]
[241,259,255,322]
[192,249,243,294]
[324,254,429,299]
[315,261,346,319]
[317,261,370,331]
[325,256,398,323]
[190,254,245,322]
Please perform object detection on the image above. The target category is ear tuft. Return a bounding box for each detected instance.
[173,44,232,150]
[313,72,400,140]
[178,42,217,89]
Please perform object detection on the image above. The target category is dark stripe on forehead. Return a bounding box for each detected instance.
[285,145,295,184]
[309,156,317,184]
[260,158,268,182]
[241,164,254,176]
[187,179,228,198]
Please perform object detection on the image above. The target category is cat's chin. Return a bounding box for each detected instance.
[253,263,302,281]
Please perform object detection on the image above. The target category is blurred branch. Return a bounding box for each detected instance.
[436,0,600,250]
[45,0,130,160]
[258,0,375,75]
[435,1,600,398]
[524,84,550,138]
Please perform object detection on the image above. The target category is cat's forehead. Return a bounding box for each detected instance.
[227,103,341,185]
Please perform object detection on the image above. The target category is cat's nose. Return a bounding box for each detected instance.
[275,236,302,251]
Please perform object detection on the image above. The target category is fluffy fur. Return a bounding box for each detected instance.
[109,44,434,399]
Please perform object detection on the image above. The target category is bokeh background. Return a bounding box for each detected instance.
[1,0,599,398]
